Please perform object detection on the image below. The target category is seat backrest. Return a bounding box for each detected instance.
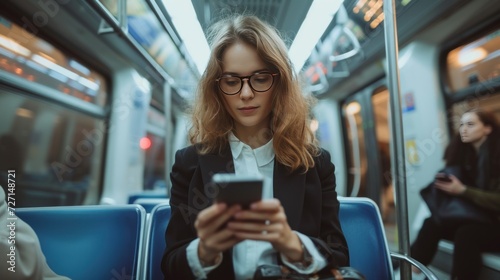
[338,197,393,280]
[16,205,146,280]
[144,198,392,279]
[133,198,170,213]
[128,192,168,204]
[144,202,171,280]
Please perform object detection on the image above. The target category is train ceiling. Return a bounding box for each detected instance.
[190,0,314,46]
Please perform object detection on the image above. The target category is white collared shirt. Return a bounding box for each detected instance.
[186,134,326,279]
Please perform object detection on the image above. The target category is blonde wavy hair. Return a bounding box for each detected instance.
[189,15,319,171]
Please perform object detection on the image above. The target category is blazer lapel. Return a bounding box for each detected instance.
[198,146,306,229]
[273,162,306,230]
[198,147,235,185]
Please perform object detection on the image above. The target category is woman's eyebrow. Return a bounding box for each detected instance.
[220,69,269,76]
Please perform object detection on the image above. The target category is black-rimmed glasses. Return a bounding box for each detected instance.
[216,72,279,95]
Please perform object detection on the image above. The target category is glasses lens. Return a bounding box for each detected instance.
[219,77,241,95]
[218,73,275,95]
[250,73,273,91]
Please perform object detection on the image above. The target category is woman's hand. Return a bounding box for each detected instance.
[227,198,304,262]
[195,203,241,265]
[434,174,466,195]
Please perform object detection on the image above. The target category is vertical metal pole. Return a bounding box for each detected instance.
[118,0,128,32]
[163,82,172,197]
[383,0,411,279]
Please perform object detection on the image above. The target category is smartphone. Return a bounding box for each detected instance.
[435,173,452,182]
[211,173,263,208]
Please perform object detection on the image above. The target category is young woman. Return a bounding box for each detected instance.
[161,15,349,280]
[411,108,500,280]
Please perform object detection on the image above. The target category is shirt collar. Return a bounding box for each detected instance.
[229,132,275,167]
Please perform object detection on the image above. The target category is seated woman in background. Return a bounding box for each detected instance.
[161,15,349,280]
[411,108,500,280]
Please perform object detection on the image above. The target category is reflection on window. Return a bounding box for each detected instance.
[126,0,198,97]
[0,92,105,207]
[98,0,120,19]
[446,29,500,92]
[371,89,396,229]
[350,0,414,30]
[0,17,108,107]
[142,108,166,190]
[142,133,166,190]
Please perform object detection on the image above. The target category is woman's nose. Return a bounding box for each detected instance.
[239,79,254,99]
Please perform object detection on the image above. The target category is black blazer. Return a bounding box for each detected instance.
[162,145,349,280]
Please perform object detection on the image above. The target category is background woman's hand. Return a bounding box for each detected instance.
[195,203,241,264]
[227,198,304,262]
[434,174,466,195]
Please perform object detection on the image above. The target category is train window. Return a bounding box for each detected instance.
[348,0,415,34]
[371,88,395,221]
[142,108,166,190]
[342,101,368,198]
[0,91,105,207]
[99,0,120,19]
[446,28,500,92]
[0,16,108,107]
[126,0,198,98]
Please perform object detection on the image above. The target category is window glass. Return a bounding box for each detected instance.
[446,29,500,92]
[0,91,105,207]
[371,88,398,251]
[126,0,198,98]
[98,0,120,19]
[0,16,108,107]
[348,0,415,33]
[142,132,166,190]
[142,108,166,190]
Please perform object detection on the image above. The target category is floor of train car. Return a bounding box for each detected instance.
[386,219,499,280]
[383,208,451,279]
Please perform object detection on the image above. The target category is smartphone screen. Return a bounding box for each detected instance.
[212,173,263,208]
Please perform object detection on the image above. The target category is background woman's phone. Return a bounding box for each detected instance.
[212,173,263,208]
[435,173,452,182]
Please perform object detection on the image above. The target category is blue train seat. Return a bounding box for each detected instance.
[144,203,171,280]
[146,197,435,280]
[338,197,394,279]
[128,191,168,204]
[16,205,146,280]
[133,198,170,213]
[338,197,437,280]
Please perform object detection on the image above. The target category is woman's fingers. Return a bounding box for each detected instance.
[434,180,466,195]
[196,204,241,234]
[250,198,281,211]
[228,199,292,244]
[195,203,226,228]
[227,220,283,233]
[196,203,243,259]
[200,227,241,252]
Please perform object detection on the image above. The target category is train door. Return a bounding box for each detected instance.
[342,80,397,248]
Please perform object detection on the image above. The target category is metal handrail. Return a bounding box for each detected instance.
[391,252,440,280]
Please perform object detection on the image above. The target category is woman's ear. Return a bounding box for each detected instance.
[485,125,492,135]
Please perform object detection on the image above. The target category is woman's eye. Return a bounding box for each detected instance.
[223,78,239,86]
[253,76,270,84]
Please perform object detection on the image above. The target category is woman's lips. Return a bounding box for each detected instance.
[238,106,258,114]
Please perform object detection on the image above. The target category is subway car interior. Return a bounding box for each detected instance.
[1,0,500,279]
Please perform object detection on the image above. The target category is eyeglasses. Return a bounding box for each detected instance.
[216,72,279,95]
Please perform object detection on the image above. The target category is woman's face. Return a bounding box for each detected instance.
[459,112,491,145]
[219,41,274,138]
